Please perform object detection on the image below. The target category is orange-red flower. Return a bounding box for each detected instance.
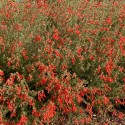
[34,34,42,42]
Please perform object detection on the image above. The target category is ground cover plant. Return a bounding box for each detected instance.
[0,0,125,124]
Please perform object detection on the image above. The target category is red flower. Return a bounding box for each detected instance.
[106,77,114,83]
[72,104,77,112]
[7,101,15,111]
[90,55,95,61]
[47,39,53,44]
[0,116,3,124]
[53,33,60,41]
[97,65,101,74]
[34,34,42,42]
[105,17,112,25]
[17,73,23,81]
[14,23,23,32]
[17,115,28,125]
[16,86,22,95]
[105,59,113,76]
[72,57,75,64]
[118,112,124,119]
[38,91,46,101]
[99,74,107,82]
[0,25,7,30]
[0,37,3,45]
[0,70,4,76]
[6,74,15,86]
[10,111,16,118]
[28,99,34,106]
[75,30,81,36]
[32,109,40,117]
[40,77,47,85]
[77,47,83,55]
[119,37,125,57]
[21,50,28,60]
[103,96,109,105]
[76,94,83,103]
[42,101,56,122]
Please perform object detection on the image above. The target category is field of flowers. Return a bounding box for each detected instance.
[0,0,125,124]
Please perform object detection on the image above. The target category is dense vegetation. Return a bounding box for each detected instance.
[0,0,125,124]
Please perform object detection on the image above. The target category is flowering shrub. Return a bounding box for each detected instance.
[0,0,125,124]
